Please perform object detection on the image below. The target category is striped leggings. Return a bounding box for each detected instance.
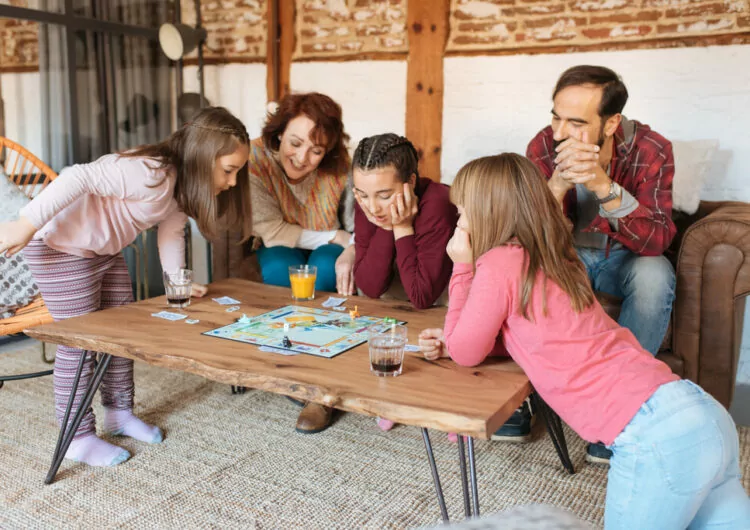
[24,240,135,439]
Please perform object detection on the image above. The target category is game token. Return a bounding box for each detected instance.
[283,336,292,348]
[349,305,360,319]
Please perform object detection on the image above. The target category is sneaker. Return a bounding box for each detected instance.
[585,442,612,465]
[491,397,535,442]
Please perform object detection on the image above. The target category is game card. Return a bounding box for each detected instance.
[321,296,348,308]
[152,311,188,321]
[213,296,241,305]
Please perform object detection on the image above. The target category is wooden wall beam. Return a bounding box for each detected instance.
[279,0,294,99]
[406,0,450,182]
[266,0,294,102]
[266,0,279,102]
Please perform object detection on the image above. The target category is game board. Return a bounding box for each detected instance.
[204,305,405,358]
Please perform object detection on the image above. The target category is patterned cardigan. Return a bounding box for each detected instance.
[247,138,352,248]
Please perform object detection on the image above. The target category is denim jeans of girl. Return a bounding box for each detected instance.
[605,380,750,529]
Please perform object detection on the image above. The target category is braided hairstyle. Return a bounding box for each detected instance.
[352,134,419,182]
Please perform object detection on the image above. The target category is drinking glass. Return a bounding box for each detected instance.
[369,324,407,377]
[289,265,317,301]
[163,269,193,309]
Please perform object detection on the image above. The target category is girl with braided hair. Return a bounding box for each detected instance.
[352,133,457,310]
[0,107,253,467]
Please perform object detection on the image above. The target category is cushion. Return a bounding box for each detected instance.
[670,139,718,215]
[0,171,40,318]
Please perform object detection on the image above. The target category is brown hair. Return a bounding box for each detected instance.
[450,153,594,319]
[261,92,350,176]
[121,106,253,242]
[553,65,628,118]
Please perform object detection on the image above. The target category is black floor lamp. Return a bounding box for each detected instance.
[158,0,208,124]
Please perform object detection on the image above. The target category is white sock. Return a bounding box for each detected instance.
[65,434,130,467]
[103,408,163,444]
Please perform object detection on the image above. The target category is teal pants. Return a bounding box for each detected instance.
[256,244,343,293]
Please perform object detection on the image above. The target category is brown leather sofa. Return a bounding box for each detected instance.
[211,200,750,409]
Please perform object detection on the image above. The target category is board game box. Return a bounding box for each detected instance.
[204,305,405,358]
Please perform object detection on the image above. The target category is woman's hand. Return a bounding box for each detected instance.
[330,230,352,249]
[419,328,448,361]
[446,227,473,264]
[191,283,208,297]
[335,245,356,296]
[0,217,38,257]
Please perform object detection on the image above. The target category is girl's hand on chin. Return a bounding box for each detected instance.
[447,227,473,263]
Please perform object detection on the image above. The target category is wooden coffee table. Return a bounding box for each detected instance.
[26,279,573,521]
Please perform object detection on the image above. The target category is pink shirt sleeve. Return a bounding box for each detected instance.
[444,258,511,367]
[19,155,168,229]
[157,208,188,273]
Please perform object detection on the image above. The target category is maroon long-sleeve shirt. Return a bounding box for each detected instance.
[354,177,457,309]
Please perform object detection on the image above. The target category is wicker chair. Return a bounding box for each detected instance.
[0,137,57,388]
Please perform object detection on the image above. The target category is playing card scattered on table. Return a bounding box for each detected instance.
[213,296,241,305]
[321,296,348,308]
[151,311,188,321]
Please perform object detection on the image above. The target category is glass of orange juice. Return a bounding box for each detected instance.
[289,265,317,301]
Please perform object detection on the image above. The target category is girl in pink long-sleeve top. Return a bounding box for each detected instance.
[420,153,749,529]
[0,107,253,468]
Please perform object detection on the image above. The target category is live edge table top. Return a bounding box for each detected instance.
[25,279,531,439]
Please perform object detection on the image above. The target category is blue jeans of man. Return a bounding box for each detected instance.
[605,379,750,529]
[577,244,675,355]
[256,244,343,293]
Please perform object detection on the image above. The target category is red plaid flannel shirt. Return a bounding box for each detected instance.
[526,120,676,257]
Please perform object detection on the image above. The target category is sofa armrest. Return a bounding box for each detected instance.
[673,201,750,407]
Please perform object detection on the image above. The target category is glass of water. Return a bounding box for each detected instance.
[163,269,193,309]
[369,324,407,377]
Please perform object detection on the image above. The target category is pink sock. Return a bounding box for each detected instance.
[103,408,163,444]
[65,434,130,467]
[376,417,396,431]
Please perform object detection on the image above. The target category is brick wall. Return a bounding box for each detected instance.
[181,0,266,62]
[447,0,750,52]
[294,0,408,59]
[0,16,39,72]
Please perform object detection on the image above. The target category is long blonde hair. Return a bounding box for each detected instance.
[450,153,594,319]
[121,107,253,242]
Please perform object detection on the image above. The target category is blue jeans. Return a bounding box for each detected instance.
[606,380,750,529]
[577,244,675,355]
[256,244,342,293]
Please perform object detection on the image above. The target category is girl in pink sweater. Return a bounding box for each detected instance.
[0,107,253,468]
[420,153,749,529]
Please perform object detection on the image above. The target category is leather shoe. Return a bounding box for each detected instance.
[295,402,333,434]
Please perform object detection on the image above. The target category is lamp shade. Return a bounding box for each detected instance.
[158,23,207,60]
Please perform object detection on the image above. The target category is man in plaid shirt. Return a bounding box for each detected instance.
[522,65,677,464]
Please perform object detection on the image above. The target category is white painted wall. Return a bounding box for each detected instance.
[442,44,750,203]
[290,61,407,151]
[183,63,269,139]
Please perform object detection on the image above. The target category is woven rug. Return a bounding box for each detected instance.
[1,345,748,529]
